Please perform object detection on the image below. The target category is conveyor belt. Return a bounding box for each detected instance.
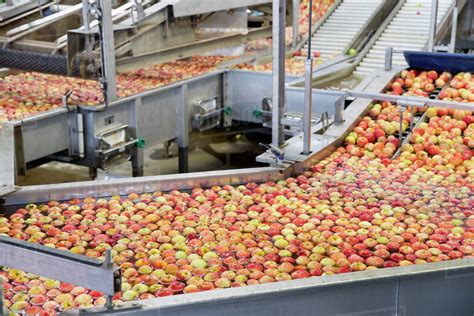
[301,0,384,61]
[0,48,68,74]
[354,0,453,76]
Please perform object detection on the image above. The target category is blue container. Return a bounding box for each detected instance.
[403,51,474,73]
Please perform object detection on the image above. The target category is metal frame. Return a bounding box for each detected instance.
[2,62,474,186]
[271,0,286,147]
[0,68,324,185]
[66,258,474,315]
[2,167,288,205]
[0,0,49,22]
[0,236,120,296]
[97,0,117,104]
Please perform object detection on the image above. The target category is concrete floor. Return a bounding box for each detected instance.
[18,132,264,186]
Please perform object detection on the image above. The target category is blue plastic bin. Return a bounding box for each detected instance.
[403,51,474,73]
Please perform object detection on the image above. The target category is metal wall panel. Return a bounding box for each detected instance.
[81,102,134,166]
[227,70,345,122]
[138,88,179,147]
[0,123,17,185]
[73,259,474,316]
[21,111,70,162]
[227,70,299,123]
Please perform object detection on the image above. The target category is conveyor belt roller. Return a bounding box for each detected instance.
[301,0,384,61]
[354,0,453,76]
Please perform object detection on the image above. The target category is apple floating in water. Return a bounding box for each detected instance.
[0,56,231,128]
[2,85,473,314]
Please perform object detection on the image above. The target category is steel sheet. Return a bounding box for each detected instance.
[69,258,474,316]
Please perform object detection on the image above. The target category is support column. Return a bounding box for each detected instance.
[98,0,117,103]
[130,98,144,177]
[272,0,286,147]
[302,0,313,155]
[427,0,438,52]
[302,59,313,155]
[449,6,458,53]
[177,85,189,173]
[292,0,300,49]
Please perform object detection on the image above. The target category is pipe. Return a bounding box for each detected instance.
[272,0,286,147]
[427,0,439,52]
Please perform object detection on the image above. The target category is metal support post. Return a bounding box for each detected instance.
[104,249,115,310]
[292,0,300,49]
[449,6,458,53]
[385,47,393,71]
[89,167,98,180]
[177,85,189,173]
[302,60,313,155]
[133,0,145,21]
[131,146,144,177]
[223,72,233,128]
[98,0,118,103]
[302,0,313,155]
[82,0,91,31]
[410,106,415,131]
[334,97,344,124]
[130,98,144,177]
[427,0,438,52]
[82,0,94,62]
[470,0,474,35]
[272,0,286,147]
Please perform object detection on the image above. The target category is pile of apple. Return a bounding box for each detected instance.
[0,56,229,129]
[297,0,335,37]
[344,101,412,159]
[345,69,452,159]
[386,69,451,98]
[439,72,474,102]
[400,108,474,174]
[235,58,319,76]
[1,68,473,315]
[243,0,334,69]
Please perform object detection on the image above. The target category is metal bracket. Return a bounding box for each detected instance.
[192,96,221,131]
[259,142,285,165]
[95,125,138,169]
[62,89,74,111]
[0,184,19,198]
[131,0,145,24]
